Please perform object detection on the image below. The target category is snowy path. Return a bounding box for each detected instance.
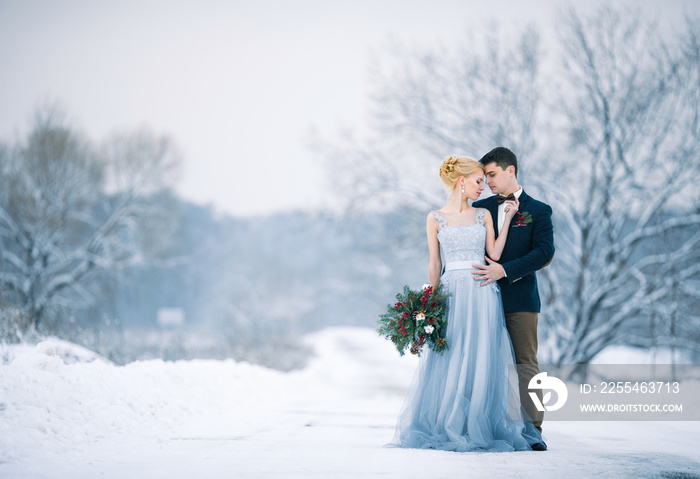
[1,327,699,478]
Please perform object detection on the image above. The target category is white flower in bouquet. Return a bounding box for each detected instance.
[422,283,431,290]
[415,312,426,321]
[424,325,435,334]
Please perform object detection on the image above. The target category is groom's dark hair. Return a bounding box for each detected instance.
[479,147,518,178]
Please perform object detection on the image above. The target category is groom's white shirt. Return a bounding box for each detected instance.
[497,186,523,231]
[497,186,522,280]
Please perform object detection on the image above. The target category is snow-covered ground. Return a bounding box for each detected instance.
[1,327,698,479]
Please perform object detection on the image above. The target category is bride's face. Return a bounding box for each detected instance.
[462,172,485,201]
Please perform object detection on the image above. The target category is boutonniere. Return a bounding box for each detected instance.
[514,211,532,226]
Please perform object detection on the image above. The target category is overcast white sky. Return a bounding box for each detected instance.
[0,0,695,216]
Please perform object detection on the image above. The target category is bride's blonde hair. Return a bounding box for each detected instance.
[439,155,483,192]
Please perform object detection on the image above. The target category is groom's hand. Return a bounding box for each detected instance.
[472,257,505,286]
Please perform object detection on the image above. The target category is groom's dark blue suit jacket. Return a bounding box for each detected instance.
[473,191,554,313]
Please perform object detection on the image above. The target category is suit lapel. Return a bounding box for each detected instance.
[516,190,530,219]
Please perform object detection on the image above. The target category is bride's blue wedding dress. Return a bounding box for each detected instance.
[389,209,541,452]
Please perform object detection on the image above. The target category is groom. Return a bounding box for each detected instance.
[472,147,554,450]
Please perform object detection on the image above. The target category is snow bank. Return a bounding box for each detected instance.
[1,336,105,367]
[0,328,409,466]
[1,339,286,460]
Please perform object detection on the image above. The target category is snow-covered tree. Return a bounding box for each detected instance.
[0,107,181,335]
[538,7,700,365]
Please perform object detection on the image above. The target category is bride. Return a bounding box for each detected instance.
[389,155,542,452]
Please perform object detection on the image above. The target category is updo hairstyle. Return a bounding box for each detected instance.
[439,155,484,192]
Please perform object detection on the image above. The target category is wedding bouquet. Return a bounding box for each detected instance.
[377,283,450,356]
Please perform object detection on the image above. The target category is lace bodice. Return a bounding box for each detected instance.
[434,209,486,263]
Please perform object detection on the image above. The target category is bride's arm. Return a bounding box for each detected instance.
[484,199,519,261]
[427,213,442,287]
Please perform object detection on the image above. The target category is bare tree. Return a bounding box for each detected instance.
[648,17,700,364]
[538,7,700,365]
[0,106,181,335]
[370,26,542,165]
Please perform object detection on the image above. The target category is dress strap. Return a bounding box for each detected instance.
[475,208,486,226]
[433,211,448,231]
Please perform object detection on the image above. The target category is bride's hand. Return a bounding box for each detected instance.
[503,197,519,222]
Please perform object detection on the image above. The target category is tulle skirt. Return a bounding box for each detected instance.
[389,266,541,452]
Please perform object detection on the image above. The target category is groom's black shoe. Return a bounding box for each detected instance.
[530,441,547,451]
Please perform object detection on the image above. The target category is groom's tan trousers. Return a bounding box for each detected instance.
[505,311,544,431]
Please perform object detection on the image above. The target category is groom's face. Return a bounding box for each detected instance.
[483,163,509,195]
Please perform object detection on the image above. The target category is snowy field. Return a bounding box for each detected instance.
[1,327,699,479]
